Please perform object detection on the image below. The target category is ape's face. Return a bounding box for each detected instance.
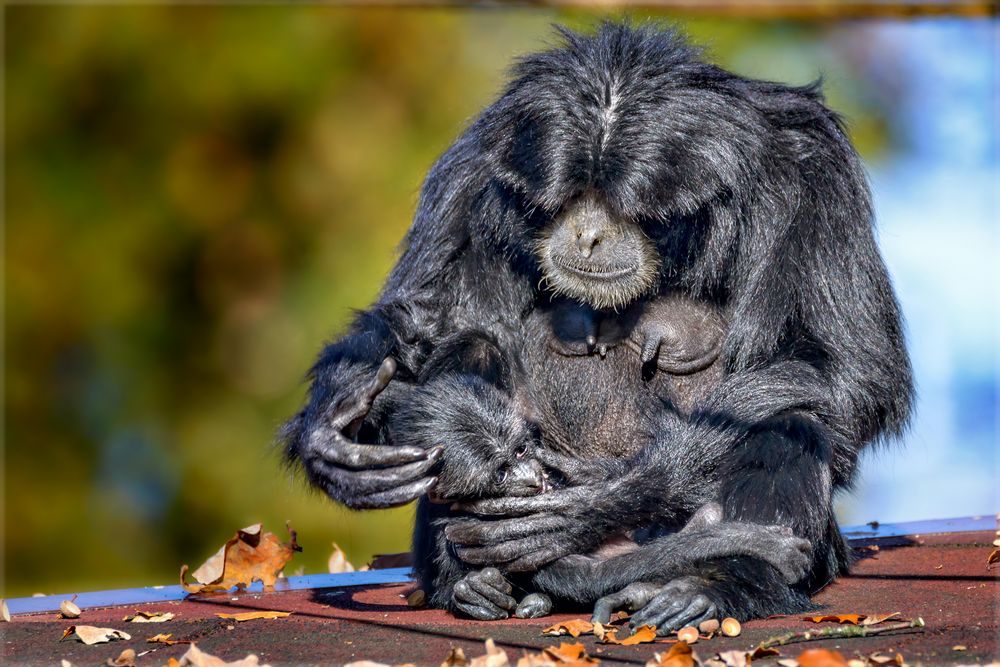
[432,432,548,503]
[535,195,659,310]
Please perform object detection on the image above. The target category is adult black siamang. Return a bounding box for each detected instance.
[282,23,913,632]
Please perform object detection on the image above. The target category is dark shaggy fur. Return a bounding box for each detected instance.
[282,23,913,632]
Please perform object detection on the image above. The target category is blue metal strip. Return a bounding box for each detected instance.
[6,515,995,616]
[5,567,413,616]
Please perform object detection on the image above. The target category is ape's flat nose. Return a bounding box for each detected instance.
[576,226,603,258]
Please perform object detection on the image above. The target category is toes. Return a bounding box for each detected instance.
[454,600,506,621]
[453,580,508,620]
[514,593,552,619]
[466,572,516,611]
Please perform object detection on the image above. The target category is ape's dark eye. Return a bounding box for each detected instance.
[515,443,529,458]
[495,469,508,485]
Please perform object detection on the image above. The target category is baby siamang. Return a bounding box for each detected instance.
[388,332,811,620]
[283,23,913,633]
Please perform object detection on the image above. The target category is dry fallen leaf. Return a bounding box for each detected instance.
[215,611,292,622]
[860,612,900,626]
[777,660,800,667]
[328,542,356,573]
[63,626,132,645]
[1,599,9,622]
[988,549,1000,566]
[516,655,557,667]
[847,660,866,667]
[106,648,136,667]
[178,644,270,667]
[749,646,781,661]
[542,619,594,638]
[952,645,966,651]
[866,653,903,666]
[441,647,468,667]
[543,642,598,665]
[181,522,300,594]
[648,642,695,667]
[804,614,865,625]
[602,624,657,645]
[796,649,848,667]
[715,650,748,667]
[124,610,175,623]
[147,633,192,645]
[469,639,509,667]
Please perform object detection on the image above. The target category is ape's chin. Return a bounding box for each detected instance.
[544,265,656,311]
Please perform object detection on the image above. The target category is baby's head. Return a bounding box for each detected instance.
[426,374,547,503]
[393,331,548,503]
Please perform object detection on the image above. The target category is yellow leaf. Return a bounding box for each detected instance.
[124,610,175,623]
[328,542,356,573]
[803,614,865,625]
[859,612,900,626]
[181,523,300,594]
[215,611,292,622]
[64,626,131,645]
[602,624,657,645]
[647,642,695,667]
[542,619,594,638]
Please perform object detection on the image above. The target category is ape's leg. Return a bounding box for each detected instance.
[595,414,840,634]
[533,520,812,605]
[414,500,519,620]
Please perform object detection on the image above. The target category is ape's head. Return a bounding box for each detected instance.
[476,23,784,310]
[427,381,548,503]
[534,194,659,310]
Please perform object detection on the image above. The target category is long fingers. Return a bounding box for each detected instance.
[591,583,661,625]
[312,453,441,496]
[310,425,434,469]
[340,476,438,510]
[453,574,513,620]
[444,515,565,546]
[330,357,397,432]
[630,591,715,635]
[465,568,517,611]
[456,488,582,517]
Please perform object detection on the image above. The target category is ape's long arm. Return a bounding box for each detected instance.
[281,133,533,509]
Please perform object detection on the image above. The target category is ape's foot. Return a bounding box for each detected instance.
[627,577,717,635]
[514,592,553,619]
[758,525,813,584]
[591,582,663,624]
[452,568,516,620]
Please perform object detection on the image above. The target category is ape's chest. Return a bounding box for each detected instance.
[521,298,726,458]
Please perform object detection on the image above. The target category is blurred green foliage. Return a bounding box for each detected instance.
[4,6,888,596]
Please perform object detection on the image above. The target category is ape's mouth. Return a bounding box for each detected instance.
[552,257,637,281]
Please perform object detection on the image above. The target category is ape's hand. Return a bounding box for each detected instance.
[445,484,614,571]
[300,358,441,509]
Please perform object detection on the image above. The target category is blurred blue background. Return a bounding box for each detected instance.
[4,8,997,596]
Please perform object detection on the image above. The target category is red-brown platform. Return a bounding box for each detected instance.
[4,520,998,666]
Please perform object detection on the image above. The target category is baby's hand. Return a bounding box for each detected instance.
[628,296,725,374]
